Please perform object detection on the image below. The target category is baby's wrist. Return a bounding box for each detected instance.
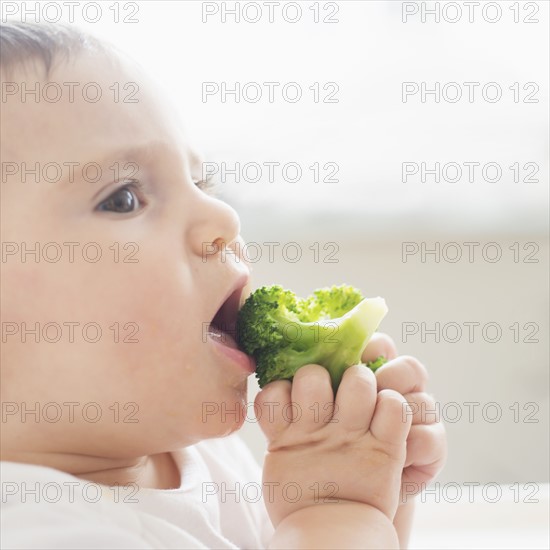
[270,501,399,550]
[267,489,394,530]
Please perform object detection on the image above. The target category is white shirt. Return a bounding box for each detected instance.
[1,433,274,549]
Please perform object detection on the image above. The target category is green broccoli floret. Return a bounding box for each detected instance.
[236,284,388,391]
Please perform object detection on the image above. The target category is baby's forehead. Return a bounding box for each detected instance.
[2,52,197,175]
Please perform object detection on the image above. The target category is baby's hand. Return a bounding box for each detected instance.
[363,334,447,505]
[255,363,412,528]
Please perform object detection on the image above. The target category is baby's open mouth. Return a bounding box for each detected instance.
[208,286,243,350]
[205,277,256,373]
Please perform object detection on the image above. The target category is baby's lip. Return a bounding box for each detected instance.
[206,325,238,350]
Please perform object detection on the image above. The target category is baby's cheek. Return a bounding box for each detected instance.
[91,261,201,372]
[2,262,92,336]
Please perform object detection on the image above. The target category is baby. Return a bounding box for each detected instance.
[0,22,446,549]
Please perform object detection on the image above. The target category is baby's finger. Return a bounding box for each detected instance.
[404,423,447,480]
[369,389,412,446]
[402,392,439,425]
[290,364,334,432]
[254,379,292,442]
[361,332,398,363]
[375,355,429,395]
[333,364,377,432]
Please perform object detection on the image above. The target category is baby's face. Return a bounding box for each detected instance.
[1,51,254,459]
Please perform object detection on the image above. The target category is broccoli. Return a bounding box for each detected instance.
[236,284,388,391]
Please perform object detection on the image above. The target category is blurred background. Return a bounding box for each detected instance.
[6,0,547,547]
[85,0,549,482]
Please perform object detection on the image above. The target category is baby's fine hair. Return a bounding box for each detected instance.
[0,21,105,78]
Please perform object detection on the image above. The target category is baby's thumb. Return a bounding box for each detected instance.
[254,379,293,442]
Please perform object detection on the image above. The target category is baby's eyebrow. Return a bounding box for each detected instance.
[95,140,174,171]
[60,140,188,186]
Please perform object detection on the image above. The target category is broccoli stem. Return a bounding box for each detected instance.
[277,297,388,391]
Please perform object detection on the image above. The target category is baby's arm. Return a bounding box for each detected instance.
[256,363,412,549]
[393,498,415,549]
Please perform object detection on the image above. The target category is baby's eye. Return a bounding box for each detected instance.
[96,182,144,214]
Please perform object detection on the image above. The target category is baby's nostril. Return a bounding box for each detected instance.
[212,238,225,251]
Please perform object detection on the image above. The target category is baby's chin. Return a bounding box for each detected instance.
[196,385,249,438]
